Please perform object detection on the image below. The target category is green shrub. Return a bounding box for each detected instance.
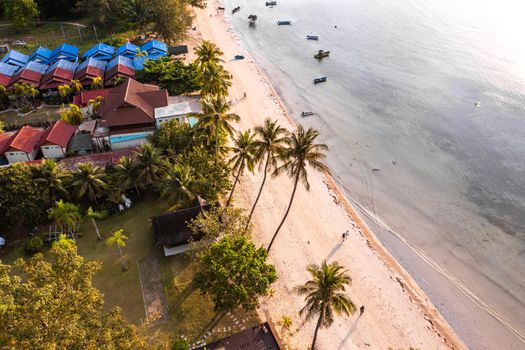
[171,338,189,350]
[25,236,43,252]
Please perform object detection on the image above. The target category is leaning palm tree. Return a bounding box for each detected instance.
[296,260,356,350]
[90,76,104,90]
[227,129,257,206]
[245,119,288,228]
[199,62,232,97]
[194,95,240,155]
[48,200,82,234]
[70,79,83,94]
[134,143,165,187]
[71,163,108,204]
[105,229,128,271]
[34,159,70,202]
[86,207,103,240]
[267,126,328,252]
[161,163,196,205]
[194,40,224,68]
[113,156,142,195]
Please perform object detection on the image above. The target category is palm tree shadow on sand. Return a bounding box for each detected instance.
[337,314,362,350]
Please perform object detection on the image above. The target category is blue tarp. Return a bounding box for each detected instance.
[116,42,139,59]
[46,59,79,74]
[1,50,30,67]
[132,53,166,70]
[141,40,168,55]
[106,55,135,71]
[29,46,52,63]
[77,57,107,72]
[23,61,49,75]
[0,62,19,76]
[82,43,115,60]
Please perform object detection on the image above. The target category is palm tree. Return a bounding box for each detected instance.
[161,163,196,205]
[71,79,83,94]
[58,84,72,103]
[194,40,224,68]
[53,234,76,251]
[90,76,104,90]
[34,159,70,202]
[87,96,104,117]
[245,119,288,229]
[0,84,7,110]
[134,143,165,187]
[71,163,108,204]
[194,95,240,155]
[105,229,128,271]
[48,200,82,234]
[60,104,84,125]
[134,48,148,57]
[296,261,356,350]
[200,62,232,97]
[267,126,328,252]
[86,207,103,240]
[227,129,257,206]
[113,156,142,195]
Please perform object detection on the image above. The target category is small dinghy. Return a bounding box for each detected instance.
[248,14,257,25]
[314,50,330,59]
[314,77,327,84]
[218,6,225,10]
[301,111,314,117]
[277,20,292,25]
[234,55,244,60]
[266,1,277,6]
[232,6,240,14]
[306,35,319,40]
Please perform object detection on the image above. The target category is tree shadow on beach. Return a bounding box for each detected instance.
[326,241,344,261]
[337,314,362,350]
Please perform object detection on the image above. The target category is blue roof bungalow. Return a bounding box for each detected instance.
[50,44,79,64]
[40,59,79,90]
[132,53,166,70]
[29,46,53,65]
[1,50,30,70]
[141,40,168,56]
[105,56,135,86]
[82,43,115,61]
[74,58,107,86]
[0,62,19,86]
[115,43,140,60]
[10,61,49,87]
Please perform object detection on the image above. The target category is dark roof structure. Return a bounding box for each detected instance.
[66,133,93,155]
[195,323,282,350]
[98,78,168,129]
[152,197,211,248]
[168,45,189,56]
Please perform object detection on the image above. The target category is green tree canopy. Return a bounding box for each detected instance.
[148,0,193,43]
[194,235,277,312]
[0,242,145,349]
[3,0,39,32]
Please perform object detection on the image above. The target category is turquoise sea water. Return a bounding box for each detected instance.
[224,0,525,349]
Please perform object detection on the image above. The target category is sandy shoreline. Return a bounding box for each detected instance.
[191,2,467,349]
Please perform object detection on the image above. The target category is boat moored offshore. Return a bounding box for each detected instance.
[314,77,327,84]
[277,20,292,25]
[314,50,330,59]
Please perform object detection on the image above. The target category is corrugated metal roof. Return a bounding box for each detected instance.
[141,40,168,54]
[29,46,52,60]
[116,42,139,56]
[46,59,79,73]
[82,43,115,59]
[0,62,19,76]
[24,61,49,74]
[50,43,79,59]
[1,50,30,66]
[106,55,135,71]
[77,57,107,72]
[132,53,166,70]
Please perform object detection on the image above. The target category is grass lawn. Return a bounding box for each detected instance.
[0,194,261,346]
[0,106,61,130]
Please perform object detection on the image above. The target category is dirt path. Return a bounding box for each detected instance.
[137,255,169,326]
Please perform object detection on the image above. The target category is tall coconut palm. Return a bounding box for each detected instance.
[194,95,240,155]
[71,163,108,204]
[296,260,356,350]
[161,163,196,205]
[60,104,84,125]
[34,159,70,202]
[87,96,104,117]
[227,129,257,206]
[134,143,165,187]
[58,84,72,103]
[245,119,288,229]
[90,76,104,90]
[48,200,82,234]
[105,229,128,271]
[113,156,142,195]
[71,79,83,94]
[200,62,232,97]
[267,126,328,252]
[194,40,224,68]
[86,207,103,240]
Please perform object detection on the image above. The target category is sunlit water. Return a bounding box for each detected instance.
[222,0,525,348]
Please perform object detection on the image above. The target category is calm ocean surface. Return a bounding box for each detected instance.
[223,0,525,348]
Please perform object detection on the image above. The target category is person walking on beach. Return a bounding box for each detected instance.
[341,230,349,242]
[360,305,365,316]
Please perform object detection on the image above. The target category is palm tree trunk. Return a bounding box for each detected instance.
[267,171,300,252]
[311,313,324,350]
[226,159,243,206]
[117,245,128,271]
[134,181,141,196]
[245,152,270,231]
[91,217,102,240]
[215,124,219,156]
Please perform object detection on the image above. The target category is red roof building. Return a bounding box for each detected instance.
[74,58,106,86]
[39,120,78,159]
[0,126,44,163]
[39,60,79,90]
[9,61,49,87]
[73,88,112,107]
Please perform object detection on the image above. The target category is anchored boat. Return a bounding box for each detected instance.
[314,50,330,59]
[248,14,258,25]
[266,1,277,6]
[306,35,319,40]
[232,6,240,14]
[277,20,292,25]
[314,77,327,84]
[301,111,314,117]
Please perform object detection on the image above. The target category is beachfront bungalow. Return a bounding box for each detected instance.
[154,95,202,127]
[194,323,282,350]
[9,61,49,87]
[82,43,115,61]
[115,42,140,59]
[104,56,135,86]
[0,62,19,86]
[152,197,211,256]
[74,58,106,86]
[40,59,79,90]
[39,120,78,159]
[29,46,52,65]
[0,125,44,163]
[141,40,168,56]
[49,44,79,64]
[0,50,29,70]
[97,78,168,149]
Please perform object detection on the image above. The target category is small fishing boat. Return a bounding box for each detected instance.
[232,6,241,14]
[234,55,245,60]
[266,1,277,6]
[301,111,314,117]
[277,20,292,25]
[314,50,330,59]
[306,35,319,40]
[314,77,327,84]
[218,6,225,10]
[248,14,258,25]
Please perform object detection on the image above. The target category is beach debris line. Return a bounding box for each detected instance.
[306,35,319,40]
[248,14,258,25]
[314,77,327,84]
[232,6,241,14]
[314,49,330,59]
[277,20,292,25]
[265,1,277,6]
